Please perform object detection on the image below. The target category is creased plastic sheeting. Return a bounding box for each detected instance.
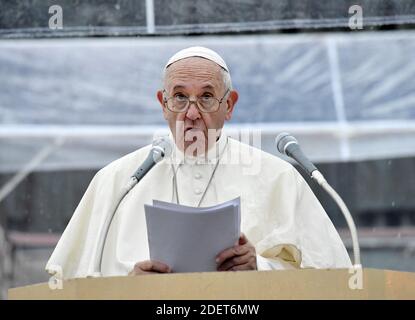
[0,32,415,172]
[1,0,415,38]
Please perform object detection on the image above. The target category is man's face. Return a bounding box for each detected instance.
[157,57,238,156]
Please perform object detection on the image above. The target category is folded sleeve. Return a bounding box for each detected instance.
[255,166,352,269]
[256,254,296,271]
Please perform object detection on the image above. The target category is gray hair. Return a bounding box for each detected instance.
[221,68,233,91]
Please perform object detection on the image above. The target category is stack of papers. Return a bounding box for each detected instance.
[144,198,241,273]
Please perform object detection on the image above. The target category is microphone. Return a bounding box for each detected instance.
[132,136,173,182]
[276,132,317,176]
[275,132,361,268]
[93,136,172,276]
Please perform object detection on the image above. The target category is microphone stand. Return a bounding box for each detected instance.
[276,132,361,269]
[91,144,168,276]
[311,170,361,268]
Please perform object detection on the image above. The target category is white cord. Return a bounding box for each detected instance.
[311,170,361,268]
[93,176,138,276]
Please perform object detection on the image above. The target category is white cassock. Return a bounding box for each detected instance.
[46,131,351,279]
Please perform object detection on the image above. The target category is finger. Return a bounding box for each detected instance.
[225,256,257,271]
[149,260,171,273]
[233,233,246,246]
[226,263,252,271]
[130,261,154,275]
[216,245,250,266]
[137,260,171,273]
[218,253,250,271]
[135,260,153,271]
[239,233,248,245]
[217,253,251,271]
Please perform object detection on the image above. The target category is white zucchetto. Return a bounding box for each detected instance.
[165,46,229,72]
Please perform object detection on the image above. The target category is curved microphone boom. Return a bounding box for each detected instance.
[92,136,173,276]
[276,132,317,176]
[132,136,173,183]
[275,132,361,268]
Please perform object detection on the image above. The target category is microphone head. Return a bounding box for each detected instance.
[275,132,298,155]
[152,136,173,161]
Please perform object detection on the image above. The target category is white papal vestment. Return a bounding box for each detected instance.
[46,131,351,279]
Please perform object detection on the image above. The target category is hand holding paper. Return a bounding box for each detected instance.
[144,198,241,273]
[216,232,257,271]
[129,260,172,276]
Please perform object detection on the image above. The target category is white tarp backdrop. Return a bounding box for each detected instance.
[1,32,415,173]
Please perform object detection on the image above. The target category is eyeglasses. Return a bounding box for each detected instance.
[163,88,230,113]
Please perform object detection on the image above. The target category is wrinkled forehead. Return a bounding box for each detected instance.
[164,57,224,91]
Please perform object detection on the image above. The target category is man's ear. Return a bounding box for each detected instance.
[224,90,238,121]
[157,90,168,120]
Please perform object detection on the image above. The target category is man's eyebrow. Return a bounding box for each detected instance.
[171,85,185,91]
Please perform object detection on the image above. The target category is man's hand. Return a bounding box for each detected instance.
[129,260,171,276]
[216,233,257,271]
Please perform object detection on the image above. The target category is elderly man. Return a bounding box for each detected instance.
[46,47,351,279]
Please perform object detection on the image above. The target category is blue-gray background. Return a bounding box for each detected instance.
[1,0,415,298]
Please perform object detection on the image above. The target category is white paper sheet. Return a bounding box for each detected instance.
[144,198,240,272]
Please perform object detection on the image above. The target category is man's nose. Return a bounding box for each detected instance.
[185,101,201,120]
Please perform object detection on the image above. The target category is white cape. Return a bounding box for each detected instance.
[46,134,351,279]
